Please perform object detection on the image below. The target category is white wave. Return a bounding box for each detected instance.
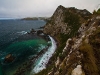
[17,31,27,35]
[31,36,57,74]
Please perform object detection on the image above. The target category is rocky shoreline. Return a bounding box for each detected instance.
[11,29,57,75]
[13,46,50,75]
[1,27,53,75]
[27,28,51,41]
[32,36,57,74]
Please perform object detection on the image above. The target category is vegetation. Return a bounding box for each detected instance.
[22,17,38,20]
[21,17,50,21]
[97,8,100,14]
[89,27,100,74]
[55,10,81,58]
[93,8,100,15]
[62,10,80,40]
[46,9,81,63]
[64,10,80,36]
[89,27,100,49]
[79,41,98,75]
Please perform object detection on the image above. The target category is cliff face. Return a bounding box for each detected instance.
[36,5,100,75]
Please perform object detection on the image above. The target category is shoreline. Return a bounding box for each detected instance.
[12,35,57,75]
[31,36,57,74]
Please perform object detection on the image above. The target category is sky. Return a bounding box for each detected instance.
[0,0,100,19]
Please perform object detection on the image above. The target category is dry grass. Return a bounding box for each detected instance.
[79,41,98,74]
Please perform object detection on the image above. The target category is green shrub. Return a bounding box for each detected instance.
[97,8,100,14]
[93,8,100,15]
[64,10,80,36]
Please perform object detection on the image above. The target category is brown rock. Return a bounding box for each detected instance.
[4,54,15,63]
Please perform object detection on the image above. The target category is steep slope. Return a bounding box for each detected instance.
[34,5,100,75]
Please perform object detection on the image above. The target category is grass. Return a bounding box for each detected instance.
[89,27,100,74]
[79,41,98,74]
[64,10,80,37]
[89,27,100,48]
[93,8,100,15]
[93,27,100,35]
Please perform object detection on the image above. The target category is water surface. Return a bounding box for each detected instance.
[0,19,48,75]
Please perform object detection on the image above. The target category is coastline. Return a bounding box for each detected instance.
[31,36,57,74]
[11,36,57,75]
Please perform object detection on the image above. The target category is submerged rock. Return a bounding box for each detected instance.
[4,54,15,63]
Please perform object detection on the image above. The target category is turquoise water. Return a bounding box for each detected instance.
[2,39,47,56]
[1,38,48,75]
[0,20,48,75]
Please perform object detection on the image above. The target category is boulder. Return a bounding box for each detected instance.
[37,30,43,35]
[28,28,36,34]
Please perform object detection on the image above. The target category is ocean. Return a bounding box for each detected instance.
[0,19,57,75]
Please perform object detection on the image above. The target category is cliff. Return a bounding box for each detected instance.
[35,5,100,75]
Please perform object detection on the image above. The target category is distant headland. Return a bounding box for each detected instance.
[21,17,50,22]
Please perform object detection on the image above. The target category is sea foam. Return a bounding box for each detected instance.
[31,36,57,74]
[17,31,27,35]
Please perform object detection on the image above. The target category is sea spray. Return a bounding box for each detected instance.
[31,36,57,74]
[17,31,27,35]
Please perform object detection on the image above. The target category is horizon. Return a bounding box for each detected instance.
[0,16,50,20]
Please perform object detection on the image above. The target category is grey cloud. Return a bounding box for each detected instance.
[0,0,99,18]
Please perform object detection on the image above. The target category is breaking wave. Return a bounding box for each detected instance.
[31,36,57,74]
[17,31,27,35]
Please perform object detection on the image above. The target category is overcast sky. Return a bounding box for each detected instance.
[0,0,100,18]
